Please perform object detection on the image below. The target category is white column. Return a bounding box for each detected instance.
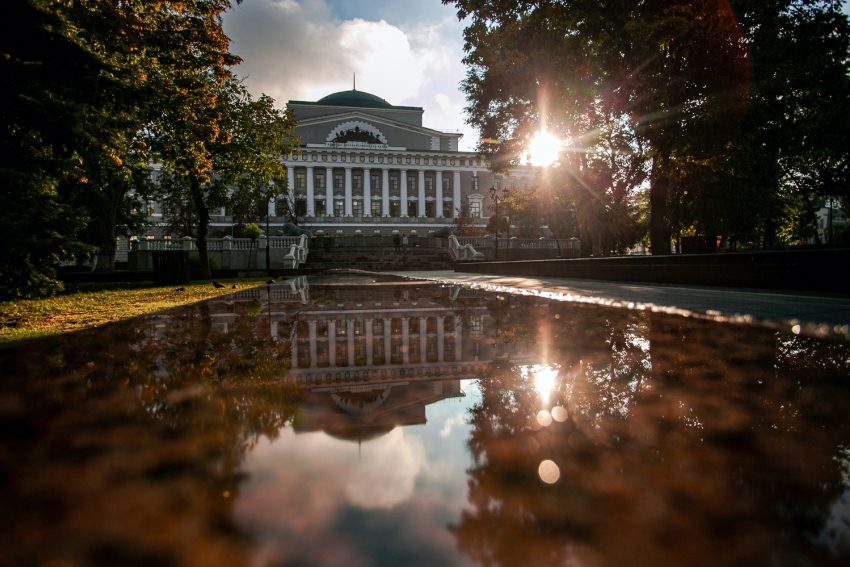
[325,167,334,217]
[382,169,390,217]
[436,170,443,217]
[363,168,371,217]
[437,316,445,361]
[454,317,463,361]
[453,171,462,218]
[402,318,410,364]
[287,166,295,193]
[306,166,315,217]
[418,170,425,217]
[328,320,336,367]
[309,321,318,368]
[383,318,392,364]
[347,320,355,366]
[400,169,408,217]
[290,327,298,368]
[419,317,426,363]
[366,319,374,365]
[344,167,353,217]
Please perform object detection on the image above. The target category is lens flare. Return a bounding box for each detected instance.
[538,460,561,484]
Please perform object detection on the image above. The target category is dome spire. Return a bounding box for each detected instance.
[353,72,356,91]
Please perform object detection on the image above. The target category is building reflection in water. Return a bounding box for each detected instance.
[196,276,537,443]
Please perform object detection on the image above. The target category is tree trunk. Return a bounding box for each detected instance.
[91,181,123,273]
[190,175,212,279]
[650,156,671,256]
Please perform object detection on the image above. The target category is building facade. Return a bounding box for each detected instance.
[271,89,536,236]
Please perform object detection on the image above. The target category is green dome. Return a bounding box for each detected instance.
[317,90,393,109]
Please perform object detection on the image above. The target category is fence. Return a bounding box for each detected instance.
[128,235,310,271]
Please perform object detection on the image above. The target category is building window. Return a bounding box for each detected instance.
[408,201,417,217]
[391,319,402,334]
[427,318,436,333]
[295,172,306,189]
[295,200,306,217]
[390,175,399,190]
[373,319,383,335]
[494,177,501,190]
[390,202,400,217]
[355,345,366,360]
[334,173,344,189]
[315,199,325,214]
[425,202,435,218]
[470,202,481,218]
[410,343,419,358]
[353,174,362,189]
[318,321,328,337]
[408,175,416,190]
[445,341,453,356]
[470,316,482,331]
[410,319,419,333]
[443,201,453,217]
[334,200,344,216]
[427,342,436,357]
[354,320,365,335]
[472,177,479,191]
[425,177,434,191]
[316,173,326,188]
[336,320,347,335]
[371,200,382,216]
[444,317,454,332]
[353,200,363,217]
[337,345,347,362]
[374,341,384,360]
[371,173,381,190]
[443,176,451,191]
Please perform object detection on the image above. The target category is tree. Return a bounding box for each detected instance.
[156,79,299,278]
[445,0,850,254]
[453,202,477,237]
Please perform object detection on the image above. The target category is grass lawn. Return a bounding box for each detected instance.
[0,278,270,346]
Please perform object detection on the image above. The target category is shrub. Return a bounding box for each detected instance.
[244,223,261,241]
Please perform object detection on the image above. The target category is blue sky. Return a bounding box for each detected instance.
[223,0,850,153]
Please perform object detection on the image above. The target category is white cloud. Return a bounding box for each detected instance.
[440,413,466,438]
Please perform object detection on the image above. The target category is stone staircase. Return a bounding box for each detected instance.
[302,248,455,272]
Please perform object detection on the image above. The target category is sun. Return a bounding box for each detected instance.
[527,131,562,166]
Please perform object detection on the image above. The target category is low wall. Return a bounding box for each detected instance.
[456,248,850,293]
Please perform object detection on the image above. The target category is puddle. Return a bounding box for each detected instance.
[1,274,849,566]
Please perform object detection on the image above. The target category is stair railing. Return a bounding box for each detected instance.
[448,235,485,261]
[284,234,310,268]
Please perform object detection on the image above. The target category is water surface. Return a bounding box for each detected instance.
[1,274,849,566]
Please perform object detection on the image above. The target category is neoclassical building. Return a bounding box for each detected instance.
[276,89,536,236]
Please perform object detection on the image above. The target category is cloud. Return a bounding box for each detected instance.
[223,0,480,151]
[440,413,466,438]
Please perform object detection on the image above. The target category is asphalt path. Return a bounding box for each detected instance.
[388,270,850,340]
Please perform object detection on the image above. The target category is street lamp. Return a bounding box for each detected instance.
[489,186,509,260]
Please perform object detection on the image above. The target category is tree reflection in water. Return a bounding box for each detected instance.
[453,303,850,567]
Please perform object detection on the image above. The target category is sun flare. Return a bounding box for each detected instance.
[528,131,562,166]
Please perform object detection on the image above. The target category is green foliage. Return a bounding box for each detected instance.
[244,223,262,242]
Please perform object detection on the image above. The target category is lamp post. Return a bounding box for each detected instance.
[489,186,509,261]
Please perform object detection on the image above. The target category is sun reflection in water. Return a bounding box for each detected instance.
[523,365,560,403]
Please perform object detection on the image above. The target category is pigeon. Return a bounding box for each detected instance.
[266,279,276,284]
[212,281,225,289]
[173,287,185,292]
